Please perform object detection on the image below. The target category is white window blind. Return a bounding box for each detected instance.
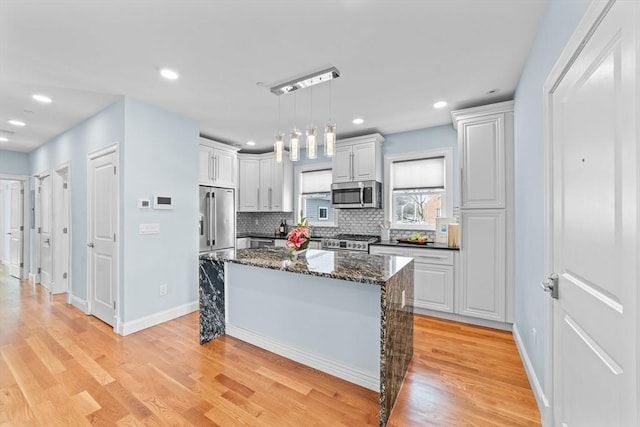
[301,169,332,194]
[392,157,445,190]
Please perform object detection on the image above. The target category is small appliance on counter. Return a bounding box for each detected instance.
[199,186,235,253]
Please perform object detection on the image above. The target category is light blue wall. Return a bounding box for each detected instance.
[121,98,199,323]
[513,0,590,391]
[0,150,29,176]
[29,99,125,299]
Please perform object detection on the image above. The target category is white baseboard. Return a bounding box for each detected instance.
[513,323,549,419]
[120,301,198,336]
[226,323,379,392]
[69,293,89,313]
[414,307,513,331]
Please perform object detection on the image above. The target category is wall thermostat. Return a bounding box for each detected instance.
[153,194,174,209]
[138,198,151,209]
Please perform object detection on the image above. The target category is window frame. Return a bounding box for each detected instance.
[384,148,453,230]
[295,162,338,228]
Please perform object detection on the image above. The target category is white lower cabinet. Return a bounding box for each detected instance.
[236,238,250,249]
[459,210,506,322]
[369,246,455,314]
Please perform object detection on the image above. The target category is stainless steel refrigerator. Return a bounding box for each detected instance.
[199,186,235,253]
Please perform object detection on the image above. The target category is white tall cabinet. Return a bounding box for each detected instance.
[199,138,239,188]
[452,101,514,325]
[238,153,293,212]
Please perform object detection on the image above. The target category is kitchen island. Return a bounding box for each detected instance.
[199,247,414,426]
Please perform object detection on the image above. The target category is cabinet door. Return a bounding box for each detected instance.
[271,159,283,211]
[238,159,260,211]
[198,146,213,185]
[352,142,376,181]
[460,114,505,208]
[458,210,505,321]
[213,149,237,188]
[333,146,353,183]
[259,158,273,211]
[414,262,454,313]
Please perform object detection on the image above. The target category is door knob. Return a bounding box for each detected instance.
[540,273,559,299]
[87,242,95,248]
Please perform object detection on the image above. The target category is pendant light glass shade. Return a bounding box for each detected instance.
[274,133,284,163]
[306,125,317,159]
[290,129,301,161]
[324,123,336,157]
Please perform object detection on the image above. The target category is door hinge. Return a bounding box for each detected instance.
[20,189,24,195]
[20,262,24,268]
[37,267,41,274]
[113,165,116,174]
[63,272,68,279]
[38,187,41,194]
[38,227,41,234]
[63,227,68,234]
[63,182,68,189]
[113,301,116,309]
[113,233,116,242]
[20,226,24,231]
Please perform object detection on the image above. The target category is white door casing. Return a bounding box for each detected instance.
[88,147,118,327]
[52,165,70,294]
[545,0,638,425]
[8,181,23,278]
[38,174,53,290]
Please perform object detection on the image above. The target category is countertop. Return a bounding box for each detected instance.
[371,240,459,251]
[200,247,413,285]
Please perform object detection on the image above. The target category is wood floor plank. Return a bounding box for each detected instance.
[0,263,540,426]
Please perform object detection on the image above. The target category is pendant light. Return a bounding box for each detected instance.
[306,86,317,159]
[324,80,336,157]
[290,93,300,161]
[274,96,284,162]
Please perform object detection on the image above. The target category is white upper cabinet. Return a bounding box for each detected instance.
[238,153,292,212]
[332,134,384,183]
[451,102,513,209]
[199,138,239,188]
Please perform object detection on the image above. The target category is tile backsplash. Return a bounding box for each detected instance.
[237,210,452,241]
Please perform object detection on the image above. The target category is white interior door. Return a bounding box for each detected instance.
[52,166,70,294]
[88,149,118,326]
[39,174,52,290]
[8,181,23,278]
[549,1,637,425]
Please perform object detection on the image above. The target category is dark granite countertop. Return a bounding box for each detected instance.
[200,247,412,285]
[236,233,324,241]
[371,240,459,251]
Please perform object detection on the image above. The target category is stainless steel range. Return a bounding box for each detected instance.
[321,234,380,252]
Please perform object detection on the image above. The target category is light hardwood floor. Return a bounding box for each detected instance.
[0,264,540,426]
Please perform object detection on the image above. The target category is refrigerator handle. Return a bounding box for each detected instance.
[214,192,218,246]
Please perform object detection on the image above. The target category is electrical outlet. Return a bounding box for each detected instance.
[159,284,168,296]
[401,290,406,308]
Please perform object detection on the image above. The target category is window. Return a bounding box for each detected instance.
[385,149,452,230]
[297,166,337,227]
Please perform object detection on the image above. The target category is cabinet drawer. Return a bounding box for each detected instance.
[369,246,408,257]
[406,248,454,265]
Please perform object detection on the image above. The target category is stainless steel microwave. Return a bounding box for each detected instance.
[331,180,382,209]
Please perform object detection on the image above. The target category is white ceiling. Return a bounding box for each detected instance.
[0,0,546,153]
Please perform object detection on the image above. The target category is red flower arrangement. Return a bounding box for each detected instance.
[286,211,310,253]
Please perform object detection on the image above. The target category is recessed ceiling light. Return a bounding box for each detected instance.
[32,94,52,103]
[433,101,448,109]
[0,137,8,142]
[352,118,364,125]
[246,140,256,146]
[160,68,179,80]
[8,120,26,127]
